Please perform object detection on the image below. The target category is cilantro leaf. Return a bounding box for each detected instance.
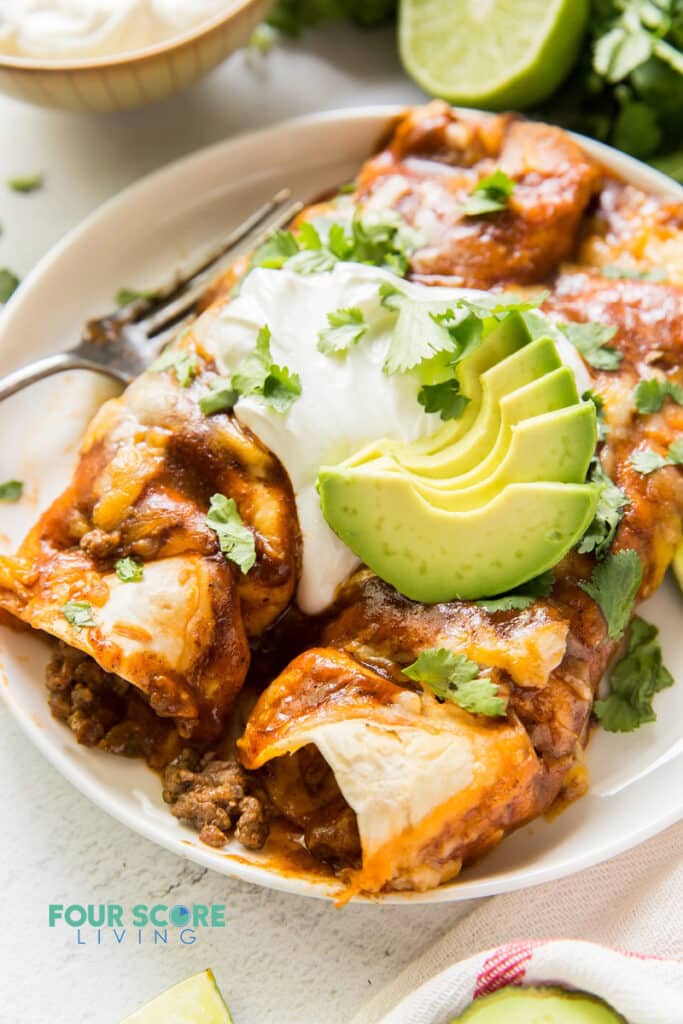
[631,438,683,474]
[601,264,667,282]
[349,208,422,274]
[262,363,302,412]
[248,209,420,281]
[451,677,509,716]
[285,248,337,274]
[318,307,367,355]
[7,173,43,193]
[0,268,19,303]
[633,377,683,413]
[115,287,157,307]
[463,170,516,216]
[231,325,301,413]
[297,221,323,249]
[668,437,683,463]
[150,347,198,388]
[431,310,484,365]
[630,449,669,474]
[198,378,238,416]
[381,288,455,374]
[594,615,674,732]
[115,557,144,583]
[562,321,622,371]
[206,494,256,574]
[417,379,469,421]
[579,549,643,641]
[231,325,273,395]
[403,647,506,717]
[62,600,96,629]
[476,570,554,613]
[250,229,299,269]
[578,458,630,560]
[0,479,23,501]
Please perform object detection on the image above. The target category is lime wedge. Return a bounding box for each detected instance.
[122,970,233,1024]
[399,0,589,110]
[673,539,683,593]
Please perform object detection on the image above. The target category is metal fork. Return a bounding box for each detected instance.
[0,189,303,401]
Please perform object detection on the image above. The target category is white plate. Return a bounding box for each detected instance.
[0,107,681,903]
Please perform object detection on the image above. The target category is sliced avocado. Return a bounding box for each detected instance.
[122,970,233,1024]
[411,310,533,452]
[350,311,533,470]
[450,985,625,1023]
[343,401,596,511]
[412,403,597,511]
[417,366,580,490]
[397,334,562,477]
[317,472,600,603]
[358,366,580,489]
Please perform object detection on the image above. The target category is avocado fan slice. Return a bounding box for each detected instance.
[317,474,600,604]
[121,969,233,1024]
[357,309,533,471]
[355,365,580,490]
[450,985,626,1023]
[398,334,562,476]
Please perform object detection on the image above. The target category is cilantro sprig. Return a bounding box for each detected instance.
[595,616,673,732]
[417,379,469,421]
[578,458,630,560]
[403,648,507,717]
[62,600,96,629]
[562,321,622,371]
[206,494,256,574]
[0,479,23,502]
[198,379,238,416]
[476,570,554,613]
[7,173,43,193]
[463,170,516,216]
[633,377,683,414]
[0,269,19,303]
[579,549,642,641]
[150,347,198,388]
[250,209,421,279]
[115,557,144,583]
[317,307,366,355]
[630,438,683,474]
[231,325,301,413]
[379,284,457,374]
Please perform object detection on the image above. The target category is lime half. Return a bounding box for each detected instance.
[122,970,233,1024]
[399,0,589,110]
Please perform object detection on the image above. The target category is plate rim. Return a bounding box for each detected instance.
[1,104,681,905]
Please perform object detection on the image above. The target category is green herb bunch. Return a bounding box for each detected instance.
[538,0,683,173]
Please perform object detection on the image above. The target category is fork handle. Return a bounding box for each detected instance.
[0,352,124,401]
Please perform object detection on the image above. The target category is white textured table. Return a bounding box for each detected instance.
[0,24,474,1024]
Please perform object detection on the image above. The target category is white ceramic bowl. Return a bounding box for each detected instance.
[0,0,273,112]
[0,107,681,902]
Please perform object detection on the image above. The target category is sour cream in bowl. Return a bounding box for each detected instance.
[0,0,273,112]
[0,0,237,61]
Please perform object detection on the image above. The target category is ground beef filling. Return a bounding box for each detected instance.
[162,750,269,850]
[46,643,132,747]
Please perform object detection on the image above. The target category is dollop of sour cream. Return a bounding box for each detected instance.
[195,263,590,614]
[0,0,233,60]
